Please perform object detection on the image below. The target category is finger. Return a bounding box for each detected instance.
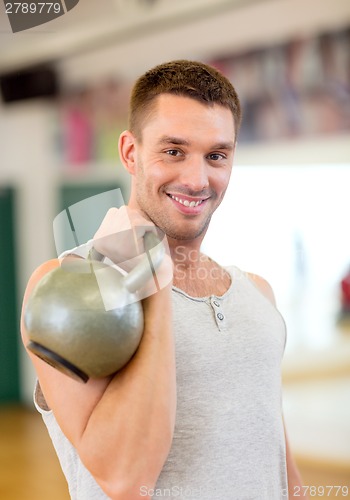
[94,207,124,240]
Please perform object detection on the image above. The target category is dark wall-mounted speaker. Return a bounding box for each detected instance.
[0,65,59,103]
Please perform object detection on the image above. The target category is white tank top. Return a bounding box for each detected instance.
[34,266,288,499]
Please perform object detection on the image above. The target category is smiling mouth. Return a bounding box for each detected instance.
[167,194,206,207]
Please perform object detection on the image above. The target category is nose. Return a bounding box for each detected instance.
[178,155,209,193]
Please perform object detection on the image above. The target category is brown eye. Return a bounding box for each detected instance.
[208,153,225,161]
[166,149,181,156]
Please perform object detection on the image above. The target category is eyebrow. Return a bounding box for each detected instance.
[157,136,190,147]
[211,141,235,151]
[157,135,235,150]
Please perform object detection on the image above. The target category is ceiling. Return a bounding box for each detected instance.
[0,0,349,82]
[0,0,251,71]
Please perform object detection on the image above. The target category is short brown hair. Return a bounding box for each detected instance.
[128,59,241,141]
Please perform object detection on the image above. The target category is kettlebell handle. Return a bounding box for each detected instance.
[124,232,165,293]
[89,231,165,294]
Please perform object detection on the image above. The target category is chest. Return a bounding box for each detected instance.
[171,282,287,412]
[172,261,231,297]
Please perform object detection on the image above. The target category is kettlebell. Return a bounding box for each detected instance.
[24,232,165,383]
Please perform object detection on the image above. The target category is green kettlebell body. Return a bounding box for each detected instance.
[24,259,144,382]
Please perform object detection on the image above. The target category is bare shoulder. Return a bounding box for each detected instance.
[245,272,276,306]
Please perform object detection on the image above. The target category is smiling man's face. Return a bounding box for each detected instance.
[126,93,236,242]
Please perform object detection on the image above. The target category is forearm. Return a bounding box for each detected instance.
[79,285,176,499]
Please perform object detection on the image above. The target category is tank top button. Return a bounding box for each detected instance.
[213,300,220,307]
[217,312,224,321]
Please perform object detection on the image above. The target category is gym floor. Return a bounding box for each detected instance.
[0,404,69,500]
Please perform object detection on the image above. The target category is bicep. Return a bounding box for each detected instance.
[21,260,112,446]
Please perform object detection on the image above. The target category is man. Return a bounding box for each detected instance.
[21,60,304,499]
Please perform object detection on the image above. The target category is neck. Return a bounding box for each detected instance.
[167,236,204,268]
[168,237,200,258]
[168,237,231,298]
[125,199,230,296]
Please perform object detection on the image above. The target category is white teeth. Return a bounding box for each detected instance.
[169,194,203,207]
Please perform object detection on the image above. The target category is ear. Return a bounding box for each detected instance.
[119,130,137,175]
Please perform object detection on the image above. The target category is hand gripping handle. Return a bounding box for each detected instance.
[88,231,165,294]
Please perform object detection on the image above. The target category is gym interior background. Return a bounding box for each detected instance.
[0,0,349,498]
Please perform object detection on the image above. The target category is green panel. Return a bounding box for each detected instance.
[60,184,122,210]
[58,184,122,254]
[0,187,20,403]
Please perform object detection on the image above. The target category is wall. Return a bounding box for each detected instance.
[0,0,349,404]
